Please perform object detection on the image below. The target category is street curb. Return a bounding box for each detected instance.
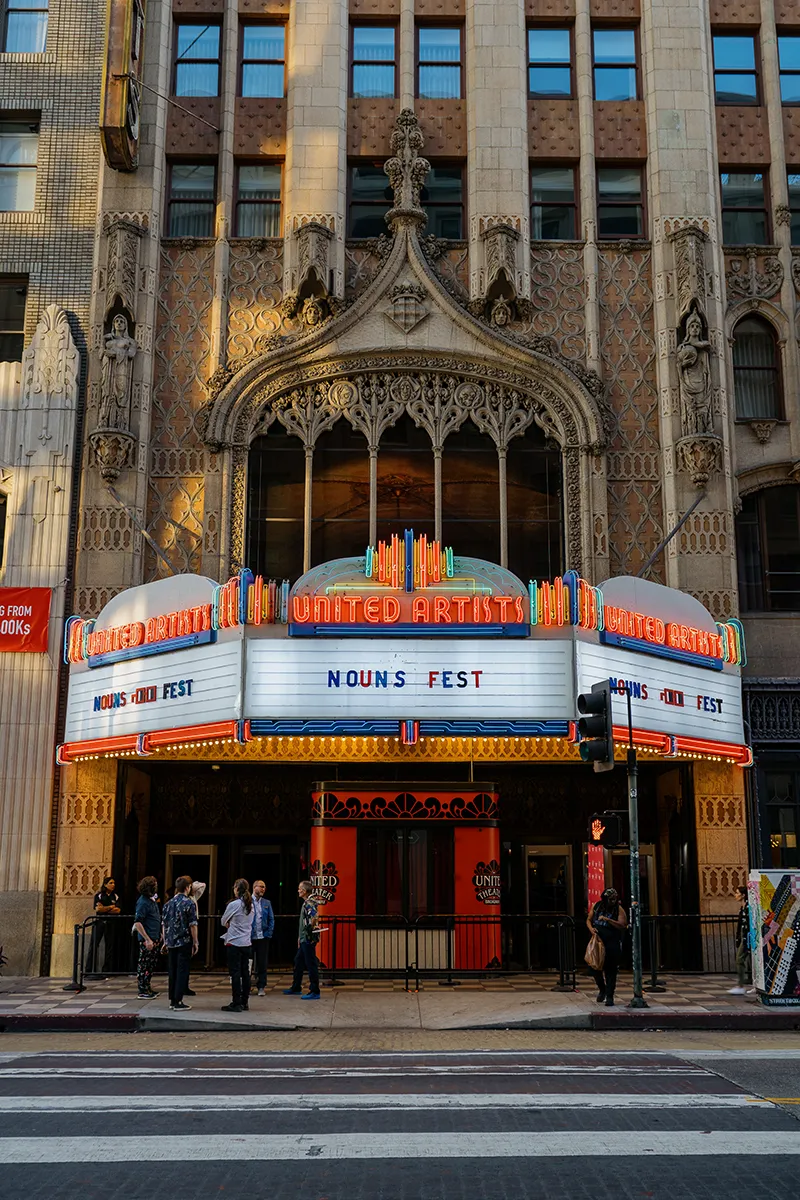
[0,1014,139,1033]
[590,1011,800,1031]
[139,1016,297,1032]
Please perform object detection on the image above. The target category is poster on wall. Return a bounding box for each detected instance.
[0,587,51,653]
[748,869,800,1005]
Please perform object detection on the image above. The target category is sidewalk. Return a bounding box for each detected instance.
[1,972,798,1032]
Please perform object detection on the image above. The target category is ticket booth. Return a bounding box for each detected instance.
[310,782,501,971]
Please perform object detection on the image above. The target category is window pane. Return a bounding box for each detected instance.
[351,164,391,203]
[239,163,280,199]
[715,73,757,104]
[595,66,636,101]
[311,422,370,566]
[714,35,756,71]
[242,25,284,60]
[171,163,215,198]
[598,207,642,238]
[532,204,575,240]
[0,129,38,166]
[246,431,305,580]
[0,332,23,360]
[506,426,563,581]
[353,63,395,97]
[441,425,499,565]
[722,209,766,244]
[593,29,636,64]
[597,168,641,202]
[528,28,570,64]
[0,167,35,210]
[168,202,214,237]
[762,487,800,611]
[0,280,26,327]
[242,62,284,97]
[353,26,394,60]
[176,61,218,96]
[4,12,47,53]
[733,318,779,419]
[736,495,764,611]
[419,28,459,61]
[721,171,764,205]
[531,168,575,239]
[793,213,800,246]
[237,203,280,236]
[421,166,462,205]
[419,65,460,99]
[529,66,571,97]
[779,36,800,71]
[425,206,462,238]
[781,75,800,104]
[349,205,389,237]
[176,24,219,59]
[531,166,574,203]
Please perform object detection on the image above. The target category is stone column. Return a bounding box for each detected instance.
[465,0,530,305]
[640,0,738,619]
[574,0,600,374]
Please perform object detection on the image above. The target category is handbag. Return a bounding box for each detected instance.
[584,931,606,971]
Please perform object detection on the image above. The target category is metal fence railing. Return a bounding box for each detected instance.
[64,910,740,994]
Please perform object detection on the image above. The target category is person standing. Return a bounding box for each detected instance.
[161,875,198,1011]
[586,887,628,1007]
[132,875,161,999]
[729,884,754,995]
[283,881,321,1000]
[250,879,274,996]
[220,878,253,1012]
[86,876,120,977]
[183,880,206,998]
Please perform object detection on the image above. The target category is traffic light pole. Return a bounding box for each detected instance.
[626,686,647,1009]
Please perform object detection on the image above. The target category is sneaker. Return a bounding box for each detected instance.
[727,986,746,995]
[257,988,266,997]
[746,987,757,994]
[604,996,615,1007]
[301,992,321,1001]
[169,1002,192,1011]
[283,988,302,996]
[221,1003,243,1013]
[137,991,157,1000]
[595,990,606,1004]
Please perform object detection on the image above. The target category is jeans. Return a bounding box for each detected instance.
[167,943,192,1004]
[736,940,752,986]
[589,938,622,999]
[137,940,161,993]
[291,940,320,995]
[226,944,251,1007]
[251,938,270,989]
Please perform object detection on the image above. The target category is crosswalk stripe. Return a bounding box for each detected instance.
[0,1064,708,1078]
[0,1132,798,1162]
[0,1093,765,1113]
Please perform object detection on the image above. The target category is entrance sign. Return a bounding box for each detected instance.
[0,587,51,653]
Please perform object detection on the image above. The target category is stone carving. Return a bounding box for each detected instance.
[725,247,783,300]
[675,435,723,488]
[341,374,404,453]
[384,109,430,233]
[90,429,135,481]
[104,218,146,316]
[677,305,713,436]
[282,220,336,324]
[670,224,708,324]
[744,680,800,744]
[748,420,777,444]
[774,204,792,227]
[468,222,527,323]
[383,283,429,333]
[99,314,137,429]
[791,254,800,295]
[19,304,80,462]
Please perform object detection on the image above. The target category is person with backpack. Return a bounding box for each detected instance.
[585,887,628,1007]
[220,878,253,1013]
[283,880,321,1000]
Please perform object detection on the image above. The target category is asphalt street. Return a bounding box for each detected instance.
[0,1045,798,1198]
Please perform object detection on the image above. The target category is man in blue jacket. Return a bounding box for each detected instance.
[250,879,275,996]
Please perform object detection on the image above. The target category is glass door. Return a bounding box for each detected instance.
[357,825,453,919]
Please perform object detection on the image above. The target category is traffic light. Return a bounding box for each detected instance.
[589,811,622,847]
[577,679,614,772]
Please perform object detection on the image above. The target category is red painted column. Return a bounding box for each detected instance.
[310,825,356,969]
[454,825,501,969]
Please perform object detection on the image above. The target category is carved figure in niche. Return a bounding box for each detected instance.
[677,306,712,435]
[490,298,512,328]
[99,313,137,429]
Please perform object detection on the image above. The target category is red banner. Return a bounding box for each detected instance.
[0,587,51,653]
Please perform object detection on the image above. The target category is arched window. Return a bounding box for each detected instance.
[736,485,800,611]
[376,413,435,545]
[311,420,370,565]
[732,316,782,420]
[246,424,305,580]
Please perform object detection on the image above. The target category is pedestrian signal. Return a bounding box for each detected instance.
[589,812,622,847]
[577,679,614,772]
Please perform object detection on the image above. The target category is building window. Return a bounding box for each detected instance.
[0,491,6,571]
[528,28,571,98]
[235,163,281,237]
[593,28,637,102]
[713,34,758,104]
[596,167,643,238]
[348,162,392,237]
[788,171,800,244]
[0,119,37,211]
[421,164,463,238]
[167,162,215,237]
[240,24,285,97]
[530,166,577,239]
[174,24,221,97]
[779,36,800,104]
[763,771,800,869]
[351,25,396,98]
[736,486,800,612]
[417,26,461,99]
[720,171,768,244]
[732,316,781,420]
[3,0,47,53]
[0,275,26,360]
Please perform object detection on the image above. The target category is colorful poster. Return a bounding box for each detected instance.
[0,587,51,653]
[748,870,800,1005]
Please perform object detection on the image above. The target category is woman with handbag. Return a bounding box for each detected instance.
[585,887,628,1007]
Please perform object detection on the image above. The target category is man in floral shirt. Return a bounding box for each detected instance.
[161,875,199,1010]
[283,880,320,1000]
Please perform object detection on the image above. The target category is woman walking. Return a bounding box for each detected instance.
[221,878,253,1013]
[132,875,161,999]
[585,887,628,1007]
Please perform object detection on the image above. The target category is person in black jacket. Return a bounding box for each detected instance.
[728,884,753,994]
[586,887,628,1007]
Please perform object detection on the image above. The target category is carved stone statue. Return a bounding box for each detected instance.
[99,313,137,429]
[677,307,712,436]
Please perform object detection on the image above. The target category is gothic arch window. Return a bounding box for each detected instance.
[246,423,305,580]
[736,485,800,611]
[732,315,782,420]
[377,413,436,544]
[441,420,499,565]
[311,419,370,565]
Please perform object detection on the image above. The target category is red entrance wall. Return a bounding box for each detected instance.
[454,825,501,969]
[310,824,356,969]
